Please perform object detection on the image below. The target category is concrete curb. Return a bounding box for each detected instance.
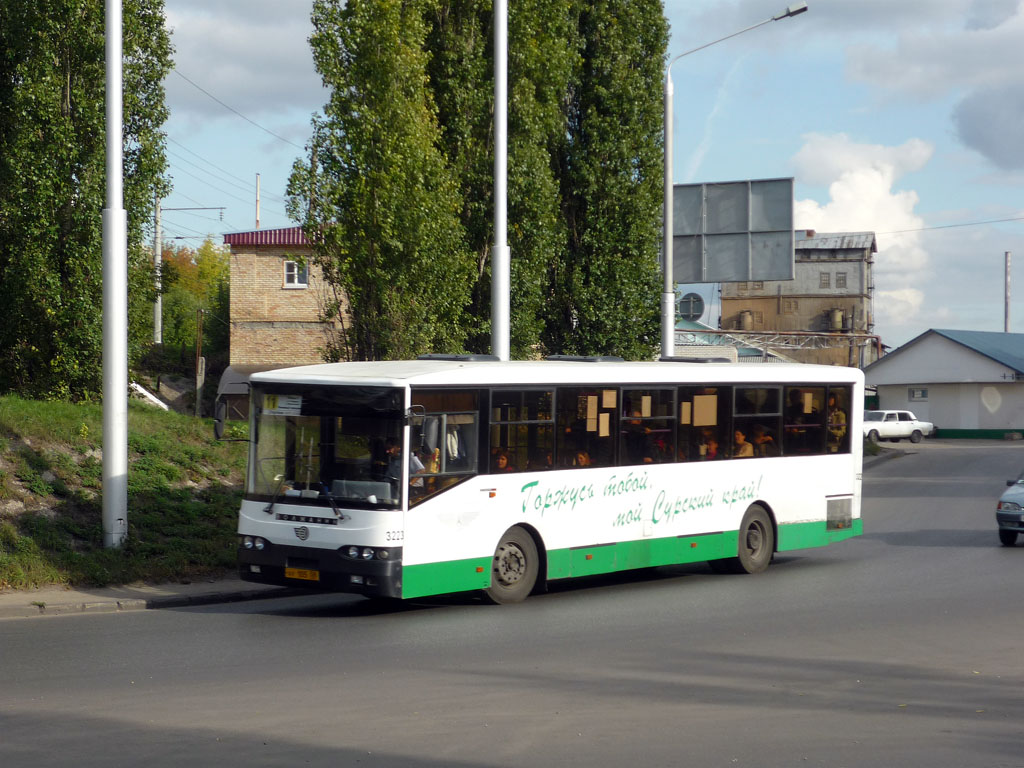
[862,447,904,470]
[0,584,306,620]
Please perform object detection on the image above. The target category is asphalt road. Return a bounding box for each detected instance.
[1,441,1022,768]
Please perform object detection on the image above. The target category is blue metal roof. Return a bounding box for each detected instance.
[932,329,1024,374]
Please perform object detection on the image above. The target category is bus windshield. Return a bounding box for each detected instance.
[248,384,405,509]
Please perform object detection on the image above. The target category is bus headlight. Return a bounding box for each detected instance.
[362,547,374,560]
[254,537,266,551]
[377,549,390,560]
[347,545,360,559]
[242,536,254,549]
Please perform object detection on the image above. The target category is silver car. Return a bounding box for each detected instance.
[995,474,1024,546]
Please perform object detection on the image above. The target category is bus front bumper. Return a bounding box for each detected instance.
[238,543,403,599]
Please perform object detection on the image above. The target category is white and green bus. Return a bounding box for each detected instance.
[233,356,863,603]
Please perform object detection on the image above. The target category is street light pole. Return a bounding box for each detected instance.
[661,1,808,356]
[102,0,128,548]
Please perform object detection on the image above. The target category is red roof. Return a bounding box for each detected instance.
[223,227,309,247]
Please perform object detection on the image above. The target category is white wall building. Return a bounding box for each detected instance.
[864,329,1024,437]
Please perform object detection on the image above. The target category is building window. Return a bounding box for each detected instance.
[909,388,928,401]
[836,272,847,289]
[751,281,764,290]
[284,260,308,289]
[752,310,763,324]
[819,272,830,288]
[782,299,798,314]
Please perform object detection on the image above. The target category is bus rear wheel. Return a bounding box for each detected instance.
[485,526,539,604]
[711,504,775,574]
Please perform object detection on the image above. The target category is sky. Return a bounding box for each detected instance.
[161,0,1024,350]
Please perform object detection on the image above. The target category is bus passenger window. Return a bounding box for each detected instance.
[490,390,553,472]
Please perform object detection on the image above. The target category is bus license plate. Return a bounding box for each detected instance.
[285,567,320,582]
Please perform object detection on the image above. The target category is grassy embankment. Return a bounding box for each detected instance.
[0,395,247,590]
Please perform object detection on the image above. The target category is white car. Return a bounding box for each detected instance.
[863,410,935,444]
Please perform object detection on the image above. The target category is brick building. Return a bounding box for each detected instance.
[217,227,348,417]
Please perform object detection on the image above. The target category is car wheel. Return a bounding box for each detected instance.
[999,529,1018,547]
[867,430,880,443]
[485,526,539,604]
[909,430,922,444]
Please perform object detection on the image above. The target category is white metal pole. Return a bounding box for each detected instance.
[662,72,675,357]
[153,195,162,344]
[256,173,261,230]
[491,0,510,361]
[102,0,128,548]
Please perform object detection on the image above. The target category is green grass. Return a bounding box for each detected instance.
[0,395,246,590]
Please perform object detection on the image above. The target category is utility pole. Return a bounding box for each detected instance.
[153,195,162,344]
[1006,251,1012,333]
[153,205,225,347]
[256,173,261,230]
[195,308,205,418]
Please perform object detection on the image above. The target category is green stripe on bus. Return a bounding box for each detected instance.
[776,518,863,551]
[402,557,492,599]
[401,519,863,598]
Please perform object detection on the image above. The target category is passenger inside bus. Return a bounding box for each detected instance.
[493,450,515,472]
[733,428,754,458]
[752,425,779,456]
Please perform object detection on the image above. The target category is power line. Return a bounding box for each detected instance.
[168,149,256,196]
[168,162,290,220]
[172,69,304,150]
[880,215,1024,236]
[167,137,289,204]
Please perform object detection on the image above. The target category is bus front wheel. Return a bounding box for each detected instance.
[485,526,539,604]
[711,505,775,574]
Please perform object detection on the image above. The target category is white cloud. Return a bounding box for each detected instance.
[792,133,937,339]
[793,134,932,280]
[165,0,326,124]
[874,288,926,330]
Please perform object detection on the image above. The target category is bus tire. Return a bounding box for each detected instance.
[712,505,775,574]
[485,526,539,604]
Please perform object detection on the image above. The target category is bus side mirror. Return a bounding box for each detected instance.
[213,399,226,440]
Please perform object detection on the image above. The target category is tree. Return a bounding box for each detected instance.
[426,0,576,358]
[160,238,230,371]
[0,0,171,400]
[547,0,667,359]
[292,0,667,361]
[288,0,475,362]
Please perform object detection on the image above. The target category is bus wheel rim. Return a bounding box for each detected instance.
[494,542,527,585]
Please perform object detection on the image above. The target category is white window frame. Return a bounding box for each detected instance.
[283,260,308,289]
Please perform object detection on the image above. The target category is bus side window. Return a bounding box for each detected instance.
[555,387,616,468]
[678,386,731,461]
[490,390,553,473]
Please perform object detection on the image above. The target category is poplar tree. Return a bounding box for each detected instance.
[0,0,171,399]
[426,0,575,357]
[294,0,667,361]
[548,0,668,359]
[289,0,474,361]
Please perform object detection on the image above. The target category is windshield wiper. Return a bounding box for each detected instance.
[320,482,349,520]
[263,475,287,516]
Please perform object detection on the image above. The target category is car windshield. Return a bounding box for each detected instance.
[247,383,405,509]
[864,412,883,422]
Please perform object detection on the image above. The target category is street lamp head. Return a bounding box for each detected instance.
[773,1,809,21]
